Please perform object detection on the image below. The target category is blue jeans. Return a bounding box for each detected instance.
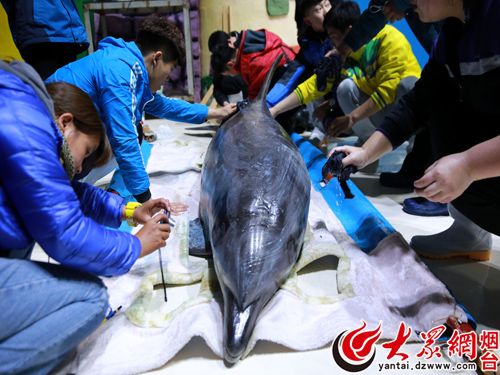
[0,258,108,374]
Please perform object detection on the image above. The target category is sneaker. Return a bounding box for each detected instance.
[403,197,449,217]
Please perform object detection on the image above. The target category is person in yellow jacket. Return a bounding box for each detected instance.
[0,3,22,62]
[271,1,421,143]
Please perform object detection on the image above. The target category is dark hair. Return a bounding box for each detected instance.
[323,1,360,33]
[300,0,324,16]
[208,30,229,53]
[296,0,342,42]
[46,82,111,168]
[136,16,186,66]
[210,44,236,75]
[463,0,475,9]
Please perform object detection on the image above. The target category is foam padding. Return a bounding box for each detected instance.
[292,133,395,252]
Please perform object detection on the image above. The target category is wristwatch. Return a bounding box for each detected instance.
[125,201,142,227]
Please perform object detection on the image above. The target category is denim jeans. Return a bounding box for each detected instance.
[336,76,418,143]
[0,258,108,374]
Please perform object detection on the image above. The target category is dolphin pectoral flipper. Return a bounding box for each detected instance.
[189,218,212,258]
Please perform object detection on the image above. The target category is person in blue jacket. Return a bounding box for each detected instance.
[295,0,334,71]
[47,16,236,203]
[0,60,181,374]
[1,0,89,80]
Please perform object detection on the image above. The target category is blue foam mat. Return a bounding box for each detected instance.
[292,133,395,253]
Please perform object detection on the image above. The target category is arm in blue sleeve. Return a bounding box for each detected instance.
[0,96,140,276]
[100,63,150,199]
[145,93,209,124]
[71,181,124,228]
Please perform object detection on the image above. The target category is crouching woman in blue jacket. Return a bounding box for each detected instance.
[0,61,178,374]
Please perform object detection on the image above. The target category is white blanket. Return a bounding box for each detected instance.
[63,120,466,374]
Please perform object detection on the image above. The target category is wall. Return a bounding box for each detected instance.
[200,0,297,76]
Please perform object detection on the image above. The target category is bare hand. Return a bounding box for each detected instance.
[133,198,188,225]
[209,103,237,121]
[331,145,370,170]
[414,153,474,204]
[135,214,171,257]
[325,115,354,137]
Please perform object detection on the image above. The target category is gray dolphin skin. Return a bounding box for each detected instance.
[199,56,311,365]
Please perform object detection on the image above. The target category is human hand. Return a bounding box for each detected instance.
[135,214,171,257]
[324,115,354,137]
[209,103,237,121]
[133,198,188,225]
[331,145,370,170]
[414,153,474,204]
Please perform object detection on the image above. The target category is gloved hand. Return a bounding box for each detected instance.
[237,99,250,110]
[315,53,342,92]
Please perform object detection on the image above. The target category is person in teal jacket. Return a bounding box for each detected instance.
[47,16,235,203]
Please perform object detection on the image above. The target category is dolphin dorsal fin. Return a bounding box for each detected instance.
[255,53,284,107]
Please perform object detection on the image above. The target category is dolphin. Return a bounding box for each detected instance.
[198,55,311,365]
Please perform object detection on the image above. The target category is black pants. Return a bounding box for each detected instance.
[20,42,87,80]
[399,128,435,178]
[452,178,500,236]
[404,128,500,236]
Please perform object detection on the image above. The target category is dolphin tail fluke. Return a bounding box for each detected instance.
[255,53,284,107]
[222,289,260,366]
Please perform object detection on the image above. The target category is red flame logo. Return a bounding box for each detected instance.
[332,321,382,372]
